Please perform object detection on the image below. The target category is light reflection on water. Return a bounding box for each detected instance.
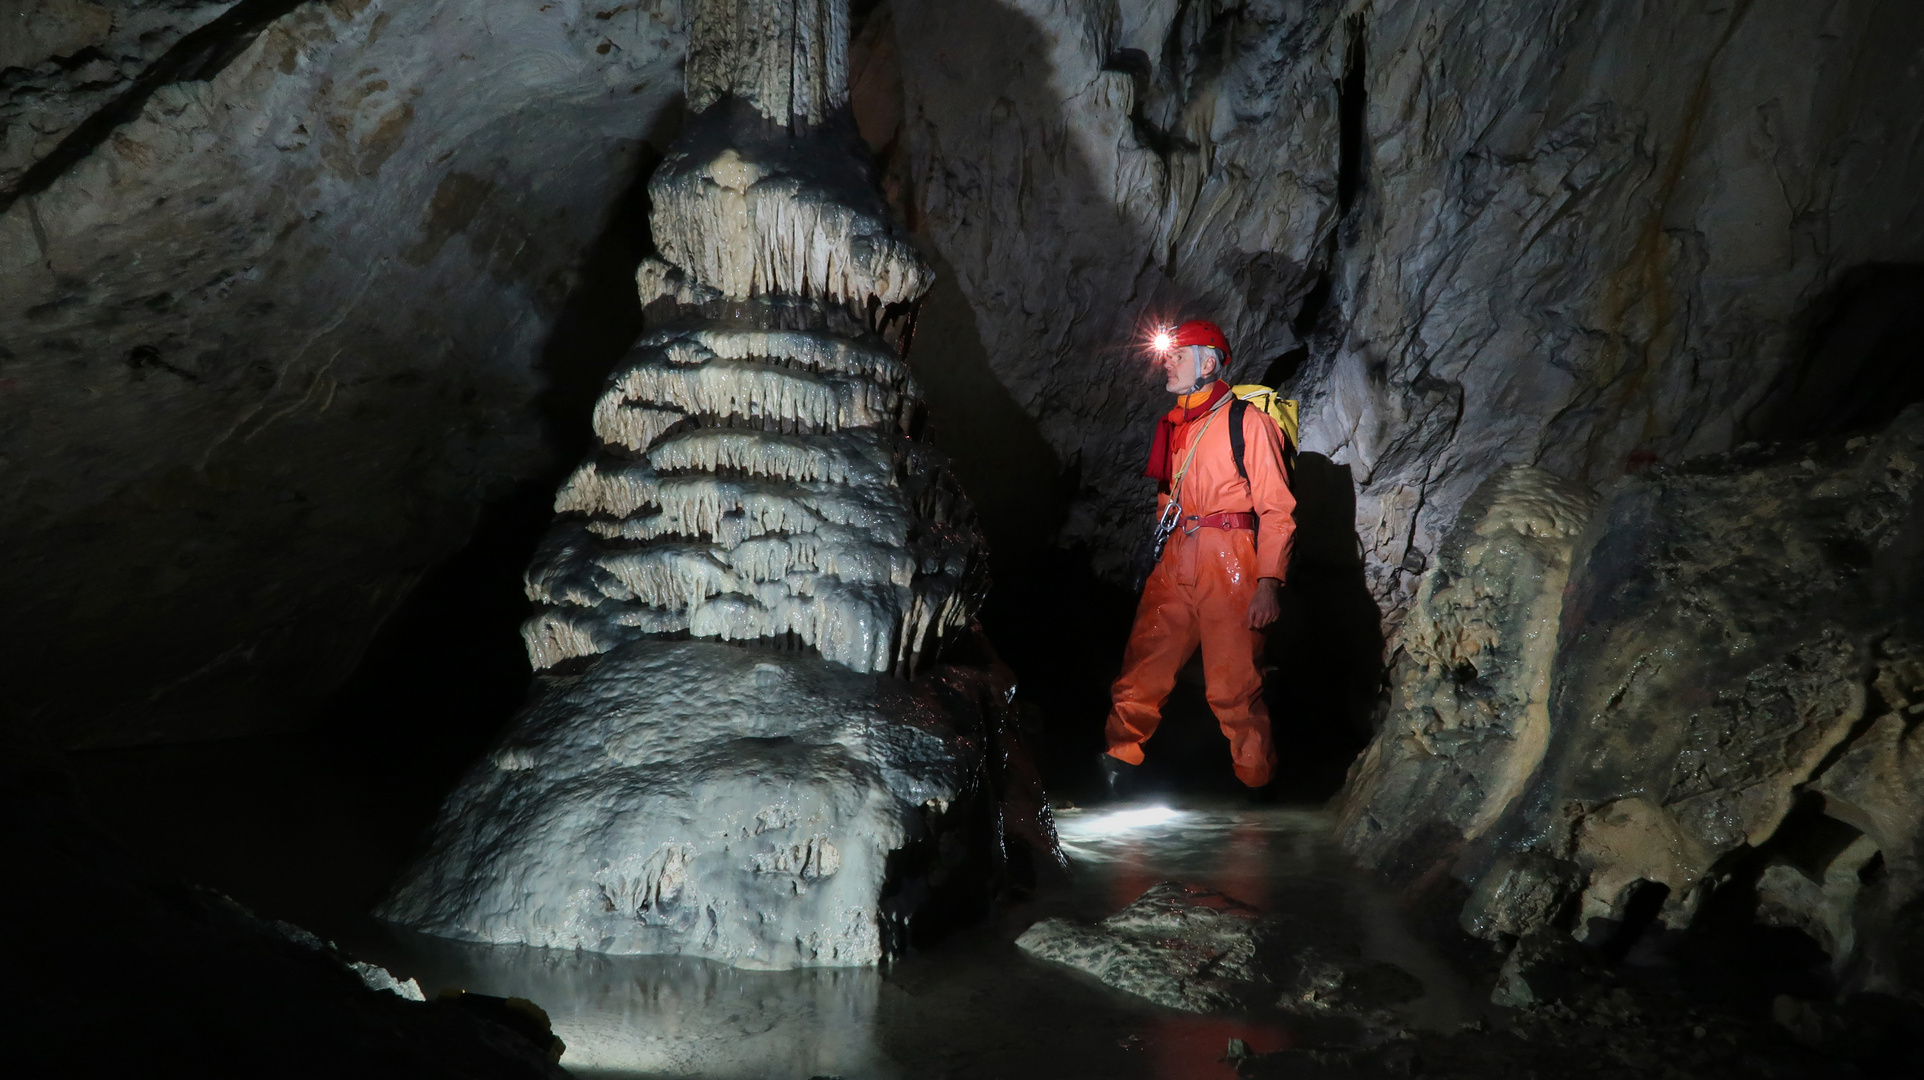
[353,805,1470,1079]
[385,939,898,1079]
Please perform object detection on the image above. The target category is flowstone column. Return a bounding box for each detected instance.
[378,0,1040,969]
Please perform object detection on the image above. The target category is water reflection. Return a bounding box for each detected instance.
[374,936,897,1079]
[352,806,1467,1079]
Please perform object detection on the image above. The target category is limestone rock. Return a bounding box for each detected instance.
[1336,465,1599,882]
[1517,413,1924,944]
[1458,852,1582,944]
[647,102,930,307]
[380,640,1010,967]
[1753,836,1879,967]
[1339,406,1924,986]
[686,0,848,126]
[1017,882,1279,1013]
[0,0,236,192]
[1489,931,1587,1009]
[1809,638,1924,993]
[517,3,973,681]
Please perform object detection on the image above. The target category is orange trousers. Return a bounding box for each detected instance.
[1104,527,1276,787]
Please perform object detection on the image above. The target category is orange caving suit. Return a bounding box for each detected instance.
[1105,383,1297,787]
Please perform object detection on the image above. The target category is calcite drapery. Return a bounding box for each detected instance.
[378,0,1026,970]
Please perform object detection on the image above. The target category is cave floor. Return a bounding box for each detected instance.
[65,733,1467,1079]
[68,736,1853,1080]
[344,802,1473,1080]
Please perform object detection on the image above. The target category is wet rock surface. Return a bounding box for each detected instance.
[1018,881,1420,1020]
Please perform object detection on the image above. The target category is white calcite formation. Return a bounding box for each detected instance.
[382,0,1024,970]
[378,641,991,967]
[522,1,971,679]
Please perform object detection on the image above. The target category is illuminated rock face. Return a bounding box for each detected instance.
[1336,466,1600,878]
[381,0,1015,968]
[886,0,1924,631]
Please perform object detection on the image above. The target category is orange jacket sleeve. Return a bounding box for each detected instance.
[1240,406,1297,582]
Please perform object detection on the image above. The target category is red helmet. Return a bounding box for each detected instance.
[1170,320,1231,364]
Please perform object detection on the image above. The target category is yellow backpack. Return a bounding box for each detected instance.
[1227,384,1299,481]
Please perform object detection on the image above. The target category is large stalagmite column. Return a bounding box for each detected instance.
[376,0,1027,969]
[527,0,972,673]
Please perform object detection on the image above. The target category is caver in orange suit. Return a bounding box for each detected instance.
[1104,382,1296,788]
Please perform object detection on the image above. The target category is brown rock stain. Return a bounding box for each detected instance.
[111,131,154,168]
[402,171,496,266]
[346,78,388,109]
[1588,0,1755,474]
[356,101,414,178]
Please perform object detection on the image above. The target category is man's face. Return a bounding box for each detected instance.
[1163,344,1221,393]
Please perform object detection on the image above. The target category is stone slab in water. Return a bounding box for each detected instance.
[1016,881,1421,1017]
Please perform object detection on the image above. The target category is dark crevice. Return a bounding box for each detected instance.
[1742,264,1924,442]
[1101,48,1198,162]
[0,0,316,217]
[1336,13,1368,216]
[1597,879,1671,963]
[1261,269,1335,387]
[534,140,664,461]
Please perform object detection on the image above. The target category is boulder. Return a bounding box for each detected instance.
[1017,882,1282,1013]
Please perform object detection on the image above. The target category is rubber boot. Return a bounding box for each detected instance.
[1098,753,1141,802]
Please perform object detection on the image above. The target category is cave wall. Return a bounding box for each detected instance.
[1,0,685,746]
[887,0,1924,632]
[7,0,1922,750]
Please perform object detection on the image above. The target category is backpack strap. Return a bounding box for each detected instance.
[1229,397,1248,483]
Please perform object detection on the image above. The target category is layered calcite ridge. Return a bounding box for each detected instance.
[519,13,978,679]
